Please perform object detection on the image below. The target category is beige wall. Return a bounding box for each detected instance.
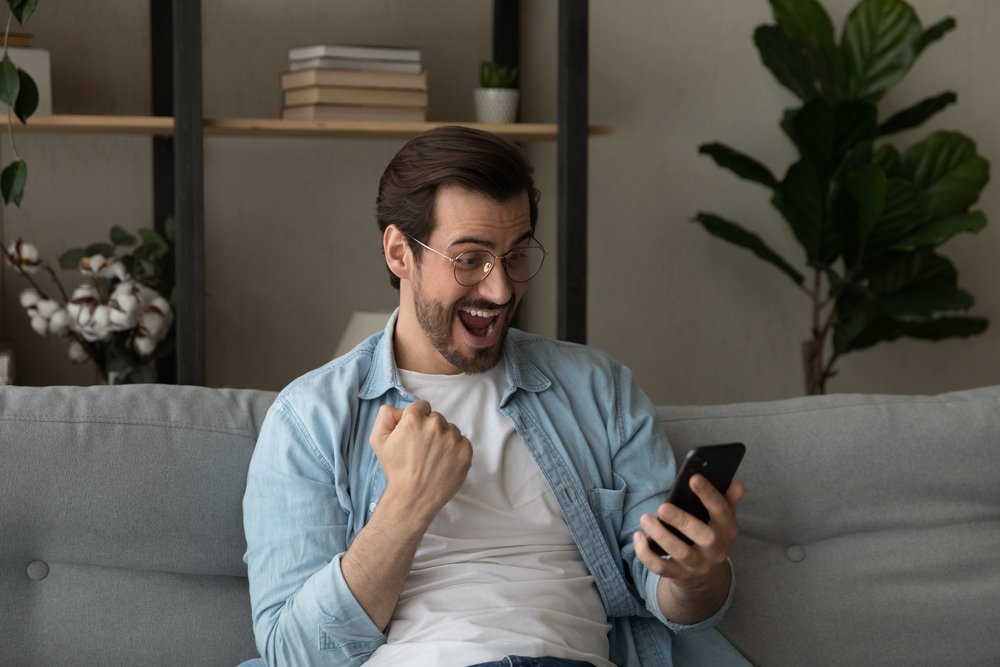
[1,0,997,404]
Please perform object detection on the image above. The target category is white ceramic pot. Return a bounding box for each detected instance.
[473,88,519,124]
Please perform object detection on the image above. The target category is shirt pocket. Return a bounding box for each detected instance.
[588,473,628,515]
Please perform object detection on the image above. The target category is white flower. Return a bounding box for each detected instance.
[19,288,40,309]
[5,239,42,274]
[67,340,90,364]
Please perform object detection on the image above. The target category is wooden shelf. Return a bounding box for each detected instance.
[8,114,613,141]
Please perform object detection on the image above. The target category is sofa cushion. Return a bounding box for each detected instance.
[0,384,276,667]
[658,385,1000,667]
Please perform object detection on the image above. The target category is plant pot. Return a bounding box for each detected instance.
[474,87,519,124]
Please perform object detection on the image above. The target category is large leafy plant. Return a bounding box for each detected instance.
[694,0,990,394]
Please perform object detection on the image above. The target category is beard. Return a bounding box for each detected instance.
[412,281,515,374]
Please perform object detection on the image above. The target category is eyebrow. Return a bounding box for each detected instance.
[449,231,534,251]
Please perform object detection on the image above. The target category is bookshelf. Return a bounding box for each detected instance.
[8,115,612,141]
[13,0,598,384]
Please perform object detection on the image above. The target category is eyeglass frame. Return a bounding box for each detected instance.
[403,232,547,286]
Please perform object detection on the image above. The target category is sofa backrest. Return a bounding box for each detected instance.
[658,385,1000,667]
[0,385,276,667]
[5,383,999,666]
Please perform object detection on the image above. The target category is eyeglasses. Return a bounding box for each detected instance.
[405,233,547,286]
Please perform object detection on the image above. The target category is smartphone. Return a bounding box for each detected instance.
[648,442,746,557]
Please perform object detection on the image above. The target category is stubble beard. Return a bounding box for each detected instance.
[412,281,513,375]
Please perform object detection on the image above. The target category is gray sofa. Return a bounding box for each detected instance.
[2,383,998,666]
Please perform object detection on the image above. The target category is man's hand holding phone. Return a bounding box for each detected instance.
[633,443,746,624]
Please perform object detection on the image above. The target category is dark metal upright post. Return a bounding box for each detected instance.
[172,0,205,385]
[493,0,520,85]
[151,0,177,383]
[557,0,588,343]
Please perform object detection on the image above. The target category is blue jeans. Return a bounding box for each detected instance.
[467,658,596,667]
[237,657,595,667]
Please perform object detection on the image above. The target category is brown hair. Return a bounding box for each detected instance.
[376,125,540,289]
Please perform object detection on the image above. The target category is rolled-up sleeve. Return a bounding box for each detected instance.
[243,400,385,666]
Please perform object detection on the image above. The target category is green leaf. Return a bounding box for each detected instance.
[865,178,932,256]
[878,92,957,136]
[753,24,818,102]
[891,211,987,251]
[880,287,973,321]
[13,68,37,123]
[138,228,170,258]
[899,316,987,341]
[85,243,116,257]
[867,249,955,295]
[110,225,138,247]
[873,143,903,177]
[917,17,957,56]
[0,55,20,108]
[769,0,846,98]
[845,162,888,252]
[8,0,39,24]
[787,99,878,173]
[699,142,778,189]
[692,212,805,285]
[1,159,27,206]
[901,131,990,217]
[58,247,87,270]
[841,0,923,102]
[772,160,839,266]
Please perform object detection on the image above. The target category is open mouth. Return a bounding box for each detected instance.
[457,306,501,340]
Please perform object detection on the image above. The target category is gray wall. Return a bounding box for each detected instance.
[1,0,997,404]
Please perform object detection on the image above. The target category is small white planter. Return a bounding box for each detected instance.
[474,88,519,124]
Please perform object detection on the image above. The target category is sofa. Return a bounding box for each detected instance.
[2,382,998,666]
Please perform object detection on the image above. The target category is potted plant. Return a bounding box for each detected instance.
[474,60,519,124]
[693,0,990,394]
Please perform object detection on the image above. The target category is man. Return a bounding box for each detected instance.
[242,126,747,666]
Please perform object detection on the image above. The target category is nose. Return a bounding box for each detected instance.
[475,258,514,304]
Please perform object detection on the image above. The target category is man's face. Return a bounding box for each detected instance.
[395,184,534,375]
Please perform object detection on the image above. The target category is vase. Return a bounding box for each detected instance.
[473,88,519,124]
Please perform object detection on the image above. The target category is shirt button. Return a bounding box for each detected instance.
[27,560,49,580]
[368,502,377,514]
[785,544,806,563]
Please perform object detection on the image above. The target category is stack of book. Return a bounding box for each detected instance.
[280,44,428,122]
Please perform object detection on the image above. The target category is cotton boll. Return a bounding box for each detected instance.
[30,315,48,336]
[71,284,99,301]
[35,299,60,319]
[106,261,129,282]
[92,305,111,331]
[133,335,157,357]
[140,311,166,338]
[19,288,40,309]
[74,304,94,327]
[81,254,106,275]
[67,340,90,363]
[107,306,134,331]
[48,309,70,336]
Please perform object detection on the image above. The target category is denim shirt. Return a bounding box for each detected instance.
[243,312,746,667]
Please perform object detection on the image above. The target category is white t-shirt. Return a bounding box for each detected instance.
[364,364,612,667]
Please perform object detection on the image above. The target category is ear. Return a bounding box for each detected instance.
[383,225,413,282]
